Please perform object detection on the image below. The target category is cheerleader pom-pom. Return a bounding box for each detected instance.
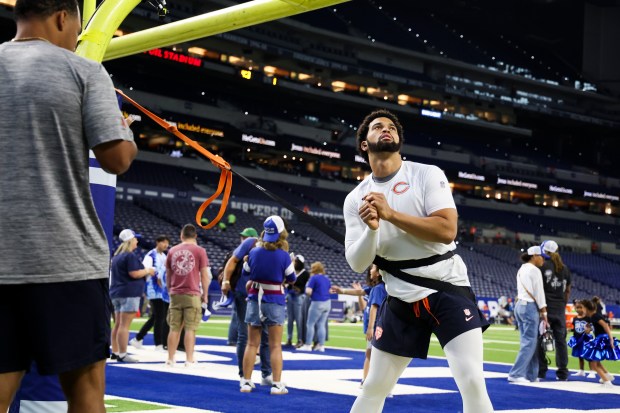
[568,336,577,348]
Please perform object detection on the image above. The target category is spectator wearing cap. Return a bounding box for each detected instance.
[221,227,272,386]
[110,229,155,362]
[286,253,307,347]
[240,216,296,395]
[537,240,572,381]
[507,246,549,383]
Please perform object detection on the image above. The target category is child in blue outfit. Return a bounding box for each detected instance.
[568,300,593,377]
[332,264,387,387]
[581,299,619,386]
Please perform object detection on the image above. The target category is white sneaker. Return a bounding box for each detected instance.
[572,370,585,377]
[313,345,325,352]
[117,354,139,363]
[270,383,288,395]
[155,345,166,352]
[602,380,614,387]
[254,355,260,365]
[587,372,597,379]
[129,338,143,349]
[507,376,529,383]
[184,361,198,368]
[297,344,312,351]
[599,374,614,383]
[240,379,254,393]
[164,360,175,367]
[239,378,256,389]
[261,374,273,386]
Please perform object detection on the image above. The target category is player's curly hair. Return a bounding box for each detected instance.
[355,109,404,163]
[14,0,78,20]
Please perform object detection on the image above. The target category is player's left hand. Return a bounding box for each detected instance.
[363,192,394,221]
[359,200,379,230]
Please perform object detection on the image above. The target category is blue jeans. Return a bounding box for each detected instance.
[234,291,271,378]
[509,301,539,381]
[227,301,238,345]
[305,300,331,346]
[286,293,305,342]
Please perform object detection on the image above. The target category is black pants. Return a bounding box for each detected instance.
[537,306,569,380]
[136,299,168,347]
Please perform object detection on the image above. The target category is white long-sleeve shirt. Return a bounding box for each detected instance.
[343,161,470,303]
[516,262,547,308]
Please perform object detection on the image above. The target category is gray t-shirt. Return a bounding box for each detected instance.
[0,40,133,284]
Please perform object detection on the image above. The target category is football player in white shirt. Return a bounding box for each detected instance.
[344,110,494,413]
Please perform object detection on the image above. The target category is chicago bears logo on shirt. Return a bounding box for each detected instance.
[392,181,410,194]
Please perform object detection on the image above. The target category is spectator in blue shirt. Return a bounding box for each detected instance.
[221,227,271,387]
[240,216,295,395]
[110,229,154,362]
[298,261,332,352]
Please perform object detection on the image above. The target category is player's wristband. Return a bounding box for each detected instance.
[222,280,230,285]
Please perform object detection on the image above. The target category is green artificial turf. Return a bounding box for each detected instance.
[130,316,620,374]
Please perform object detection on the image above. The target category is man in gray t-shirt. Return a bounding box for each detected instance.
[0,1,137,412]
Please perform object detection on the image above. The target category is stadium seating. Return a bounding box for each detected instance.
[113,194,620,304]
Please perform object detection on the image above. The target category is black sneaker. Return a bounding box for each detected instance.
[110,353,119,360]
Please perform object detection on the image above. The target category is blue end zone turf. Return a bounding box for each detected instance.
[104,334,620,412]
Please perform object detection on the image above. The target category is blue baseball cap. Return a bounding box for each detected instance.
[212,293,234,310]
[263,215,285,243]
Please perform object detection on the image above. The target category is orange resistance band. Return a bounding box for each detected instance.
[115,89,232,231]
[412,298,441,326]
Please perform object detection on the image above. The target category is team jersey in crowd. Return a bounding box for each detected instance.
[143,249,167,300]
[246,247,295,305]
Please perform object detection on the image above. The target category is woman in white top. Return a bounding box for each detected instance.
[508,246,550,383]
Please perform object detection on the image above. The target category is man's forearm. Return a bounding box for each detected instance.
[386,210,456,244]
[345,226,378,273]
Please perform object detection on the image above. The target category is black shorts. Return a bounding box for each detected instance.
[372,289,489,359]
[0,278,111,375]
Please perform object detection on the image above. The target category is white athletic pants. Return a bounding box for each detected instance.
[349,328,494,413]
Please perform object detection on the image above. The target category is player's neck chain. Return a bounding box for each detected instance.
[11,37,50,43]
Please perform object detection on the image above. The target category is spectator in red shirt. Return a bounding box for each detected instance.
[165,224,211,367]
